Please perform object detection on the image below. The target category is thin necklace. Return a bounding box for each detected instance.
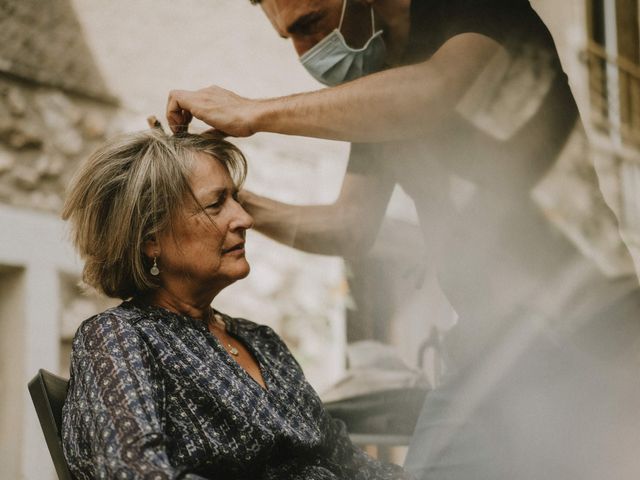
[210,311,240,357]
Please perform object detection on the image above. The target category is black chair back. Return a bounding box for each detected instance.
[28,368,73,480]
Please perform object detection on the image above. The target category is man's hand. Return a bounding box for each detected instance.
[166,85,258,136]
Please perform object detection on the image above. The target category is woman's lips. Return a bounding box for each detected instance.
[222,243,245,254]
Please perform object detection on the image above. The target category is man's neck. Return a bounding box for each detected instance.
[372,0,412,65]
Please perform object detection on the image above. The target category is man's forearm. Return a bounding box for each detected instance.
[252,34,499,142]
[242,191,365,256]
[252,63,440,142]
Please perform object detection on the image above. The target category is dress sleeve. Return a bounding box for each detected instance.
[255,323,413,480]
[260,416,413,480]
[62,314,208,480]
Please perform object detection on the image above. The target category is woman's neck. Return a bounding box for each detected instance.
[140,285,216,322]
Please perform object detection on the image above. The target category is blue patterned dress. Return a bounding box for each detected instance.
[62,301,411,480]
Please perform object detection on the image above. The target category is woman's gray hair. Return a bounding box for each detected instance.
[62,129,247,299]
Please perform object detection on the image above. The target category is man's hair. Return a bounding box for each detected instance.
[249,0,260,4]
[62,130,247,299]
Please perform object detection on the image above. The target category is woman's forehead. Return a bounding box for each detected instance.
[188,152,233,197]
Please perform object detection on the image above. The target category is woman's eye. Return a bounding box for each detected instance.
[206,193,226,210]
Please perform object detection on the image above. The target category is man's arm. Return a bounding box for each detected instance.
[241,161,395,257]
[167,33,500,142]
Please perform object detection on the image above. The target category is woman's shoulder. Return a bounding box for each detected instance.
[220,312,302,364]
[221,313,274,336]
[73,302,148,346]
[218,311,285,344]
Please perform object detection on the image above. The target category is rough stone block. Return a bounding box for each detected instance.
[6,88,27,116]
[7,120,42,150]
[0,147,14,174]
[81,111,107,139]
[0,0,114,102]
[11,164,40,190]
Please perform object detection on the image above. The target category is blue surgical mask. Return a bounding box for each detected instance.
[300,0,386,87]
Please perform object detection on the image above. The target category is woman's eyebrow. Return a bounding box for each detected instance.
[204,187,226,197]
[193,187,225,205]
[199,186,239,203]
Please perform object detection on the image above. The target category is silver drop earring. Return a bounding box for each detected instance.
[150,257,160,276]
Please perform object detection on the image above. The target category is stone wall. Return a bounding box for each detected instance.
[0,77,118,213]
[0,0,113,100]
[0,0,119,213]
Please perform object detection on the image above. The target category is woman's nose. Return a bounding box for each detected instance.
[230,199,254,231]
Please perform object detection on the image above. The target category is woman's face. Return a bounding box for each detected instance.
[153,152,253,296]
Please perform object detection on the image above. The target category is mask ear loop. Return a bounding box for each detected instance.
[338,1,379,38]
[338,0,348,31]
[370,6,377,34]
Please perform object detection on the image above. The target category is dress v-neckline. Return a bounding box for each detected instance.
[207,313,271,394]
[129,301,272,393]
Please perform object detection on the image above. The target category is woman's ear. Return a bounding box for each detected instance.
[143,236,160,259]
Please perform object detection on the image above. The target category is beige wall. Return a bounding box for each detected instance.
[0,266,26,480]
[0,204,84,479]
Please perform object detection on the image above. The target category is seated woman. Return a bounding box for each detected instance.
[60,129,411,480]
